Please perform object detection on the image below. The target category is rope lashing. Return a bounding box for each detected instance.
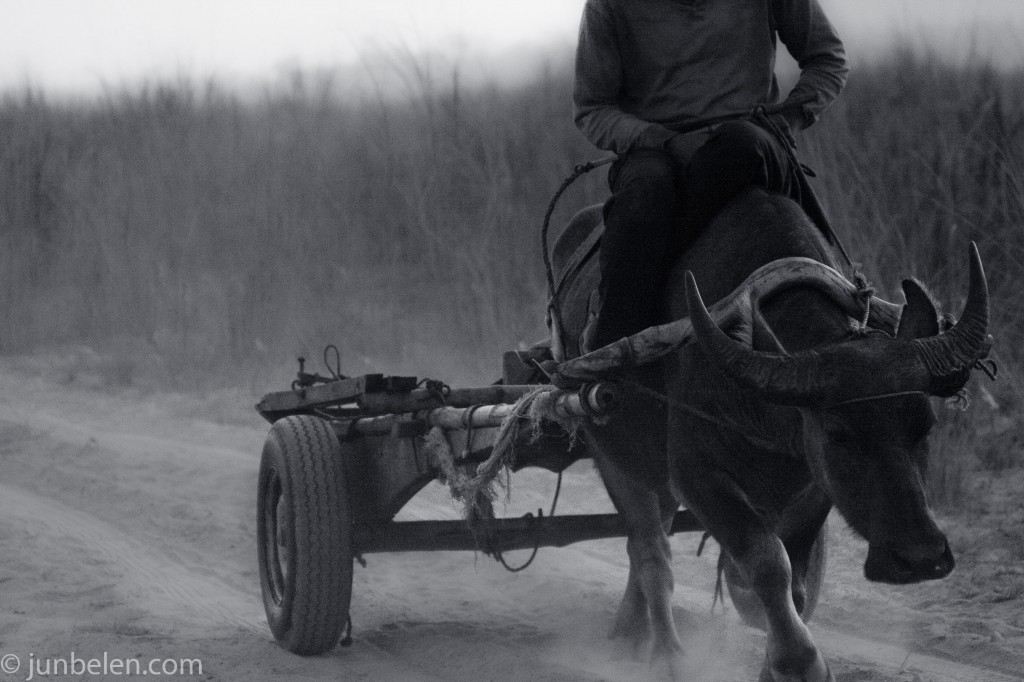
[422,387,575,573]
[423,385,585,520]
[418,377,451,404]
[851,272,876,330]
[462,404,485,459]
[425,426,483,512]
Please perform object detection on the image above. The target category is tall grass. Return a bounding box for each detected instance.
[0,50,1021,503]
[0,63,609,389]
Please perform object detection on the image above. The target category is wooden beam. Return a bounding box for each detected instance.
[352,509,704,554]
[335,383,619,440]
[256,379,552,423]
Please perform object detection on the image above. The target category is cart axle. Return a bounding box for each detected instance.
[352,509,703,555]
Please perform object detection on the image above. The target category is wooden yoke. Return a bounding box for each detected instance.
[554,257,903,383]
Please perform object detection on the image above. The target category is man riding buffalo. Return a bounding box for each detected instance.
[561,4,995,682]
[574,0,849,348]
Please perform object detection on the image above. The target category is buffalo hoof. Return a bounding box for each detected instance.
[758,660,834,682]
[650,646,687,682]
[606,614,647,659]
[607,627,649,662]
[607,604,651,659]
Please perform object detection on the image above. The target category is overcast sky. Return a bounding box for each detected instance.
[1,0,1022,95]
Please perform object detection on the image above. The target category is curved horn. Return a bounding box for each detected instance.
[686,272,829,405]
[911,242,991,390]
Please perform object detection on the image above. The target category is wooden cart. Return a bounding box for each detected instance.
[254,359,825,655]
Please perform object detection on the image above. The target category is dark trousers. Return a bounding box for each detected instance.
[592,120,795,348]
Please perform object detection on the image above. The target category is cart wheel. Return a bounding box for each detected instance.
[721,520,827,630]
[257,415,353,655]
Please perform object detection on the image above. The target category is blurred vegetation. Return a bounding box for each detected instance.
[0,50,1021,504]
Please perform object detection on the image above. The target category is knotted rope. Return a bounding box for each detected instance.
[423,385,586,520]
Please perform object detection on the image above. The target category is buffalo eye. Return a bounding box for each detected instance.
[825,422,854,445]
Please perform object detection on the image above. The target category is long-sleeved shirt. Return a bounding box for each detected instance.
[574,0,849,155]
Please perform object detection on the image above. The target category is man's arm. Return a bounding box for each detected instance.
[774,0,850,131]
[573,0,674,154]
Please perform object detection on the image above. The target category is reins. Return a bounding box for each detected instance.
[542,155,617,355]
[610,372,785,452]
[823,390,928,410]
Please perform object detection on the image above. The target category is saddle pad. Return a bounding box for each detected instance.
[548,204,604,360]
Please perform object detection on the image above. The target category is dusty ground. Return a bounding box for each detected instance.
[0,355,1021,682]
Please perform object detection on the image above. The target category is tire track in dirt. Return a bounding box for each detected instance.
[0,482,265,633]
[0,480,465,682]
[814,629,1021,682]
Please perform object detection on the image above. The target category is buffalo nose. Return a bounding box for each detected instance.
[894,539,955,579]
[865,539,955,584]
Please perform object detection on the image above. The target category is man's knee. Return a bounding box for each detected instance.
[610,149,677,197]
[691,119,791,191]
[701,120,771,165]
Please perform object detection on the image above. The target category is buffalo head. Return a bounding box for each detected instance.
[686,244,990,584]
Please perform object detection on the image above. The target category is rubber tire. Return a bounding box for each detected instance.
[257,415,353,655]
[723,520,827,631]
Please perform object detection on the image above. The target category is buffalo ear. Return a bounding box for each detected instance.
[897,278,941,340]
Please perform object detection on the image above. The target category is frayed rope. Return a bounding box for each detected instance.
[423,385,586,519]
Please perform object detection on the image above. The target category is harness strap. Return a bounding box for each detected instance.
[551,222,604,300]
[618,375,783,452]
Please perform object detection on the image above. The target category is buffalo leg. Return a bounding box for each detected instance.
[778,487,832,616]
[593,450,685,676]
[609,533,652,656]
[674,465,832,682]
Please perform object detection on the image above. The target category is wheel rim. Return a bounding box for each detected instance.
[262,467,290,606]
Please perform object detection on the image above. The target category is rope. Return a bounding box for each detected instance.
[542,156,617,357]
[492,471,564,573]
[824,390,927,410]
[462,404,485,459]
[418,377,451,404]
[423,386,577,519]
[749,104,855,269]
[323,344,343,380]
[851,272,876,330]
[422,385,585,573]
[613,373,783,452]
[425,426,481,512]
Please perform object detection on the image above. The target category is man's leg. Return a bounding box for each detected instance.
[678,120,794,246]
[592,149,678,349]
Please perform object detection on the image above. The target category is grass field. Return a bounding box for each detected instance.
[0,49,1021,505]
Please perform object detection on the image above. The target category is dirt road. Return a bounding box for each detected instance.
[0,359,1020,681]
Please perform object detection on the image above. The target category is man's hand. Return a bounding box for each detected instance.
[768,113,798,149]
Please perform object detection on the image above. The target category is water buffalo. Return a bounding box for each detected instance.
[552,186,990,681]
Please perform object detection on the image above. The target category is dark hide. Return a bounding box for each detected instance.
[557,186,976,681]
